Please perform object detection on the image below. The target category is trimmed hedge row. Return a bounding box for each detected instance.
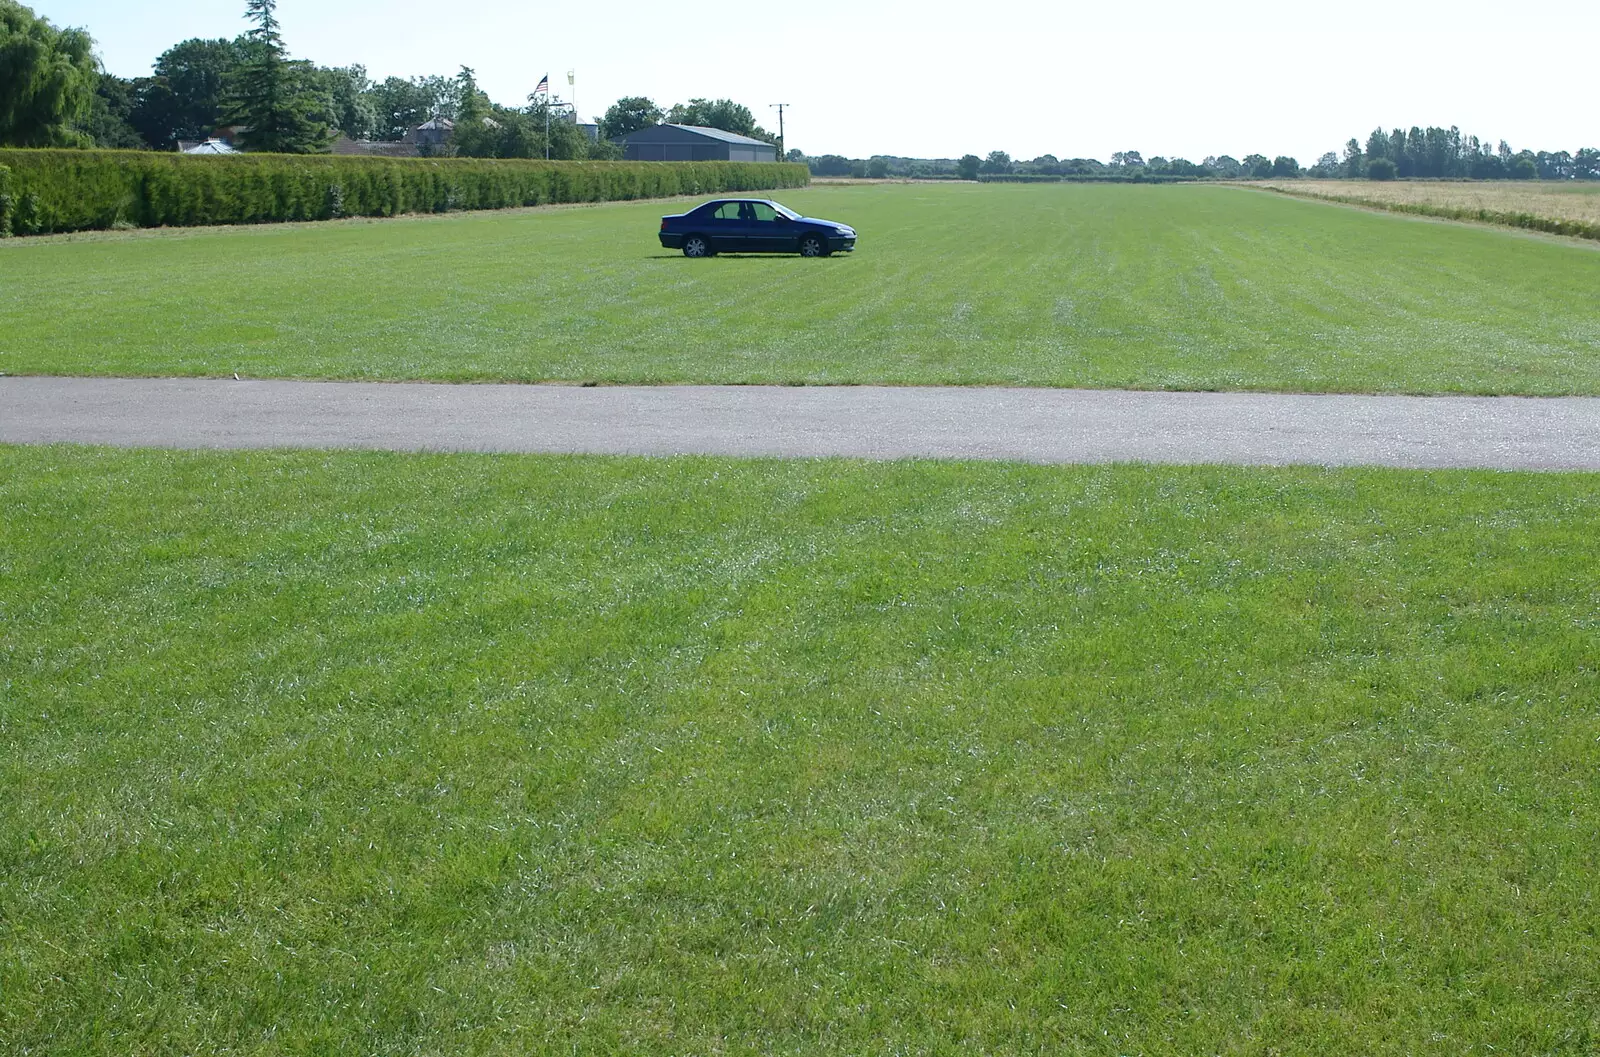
[0,150,811,235]
[1261,186,1600,242]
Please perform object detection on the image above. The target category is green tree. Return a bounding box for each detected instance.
[1342,138,1365,178]
[367,76,438,140]
[586,136,622,160]
[447,69,498,157]
[83,72,148,148]
[1206,155,1242,178]
[1271,155,1300,178]
[866,156,890,178]
[957,153,981,180]
[667,97,751,133]
[810,154,852,177]
[1367,157,1397,180]
[453,76,593,162]
[599,96,660,140]
[316,64,375,139]
[665,97,774,143]
[453,66,488,125]
[154,37,250,142]
[0,0,98,147]
[980,150,1012,174]
[224,0,328,153]
[1308,152,1339,177]
[1389,128,1410,176]
[1242,153,1271,178]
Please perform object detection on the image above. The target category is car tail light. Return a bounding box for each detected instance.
[660,219,667,230]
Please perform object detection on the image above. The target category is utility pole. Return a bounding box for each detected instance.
[770,103,788,159]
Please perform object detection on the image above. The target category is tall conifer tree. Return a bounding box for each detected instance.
[225,0,326,152]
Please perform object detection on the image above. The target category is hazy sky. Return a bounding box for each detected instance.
[36,0,1600,161]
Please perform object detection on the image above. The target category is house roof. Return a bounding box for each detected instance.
[626,124,773,147]
[674,124,772,146]
[182,139,238,154]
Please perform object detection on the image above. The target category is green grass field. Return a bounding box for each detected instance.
[4,446,1598,1054]
[3,182,1598,394]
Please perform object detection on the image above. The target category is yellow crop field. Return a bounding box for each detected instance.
[1255,180,1600,239]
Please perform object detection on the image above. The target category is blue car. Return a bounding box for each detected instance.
[659,199,857,258]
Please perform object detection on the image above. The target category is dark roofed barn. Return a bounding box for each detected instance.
[618,124,777,163]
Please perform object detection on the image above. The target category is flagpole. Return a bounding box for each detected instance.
[537,74,549,160]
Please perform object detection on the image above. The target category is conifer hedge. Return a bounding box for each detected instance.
[0,150,811,235]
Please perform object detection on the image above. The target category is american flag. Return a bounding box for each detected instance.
[533,74,549,95]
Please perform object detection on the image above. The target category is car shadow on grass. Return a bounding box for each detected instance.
[643,254,845,260]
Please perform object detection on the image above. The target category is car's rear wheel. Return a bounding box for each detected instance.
[798,234,829,258]
[683,234,712,258]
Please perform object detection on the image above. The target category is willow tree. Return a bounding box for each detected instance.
[0,1,98,147]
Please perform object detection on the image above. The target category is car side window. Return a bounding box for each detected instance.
[712,203,743,220]
[750,203,778,222]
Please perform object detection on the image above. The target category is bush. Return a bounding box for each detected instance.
[0,150,811,235]
[1367,158,1398,181]
[0,163,11,237]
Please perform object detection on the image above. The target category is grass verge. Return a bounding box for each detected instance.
[3,446,1598,1054]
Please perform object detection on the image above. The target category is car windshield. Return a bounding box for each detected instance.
[770,202,801,220]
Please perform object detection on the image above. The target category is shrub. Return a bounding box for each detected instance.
[1367,158,1398,181]
[14,192,41,234]
[0,150,811,235]
[0,163,11,237]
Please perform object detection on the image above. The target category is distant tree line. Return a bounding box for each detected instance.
[801,129,1599,183]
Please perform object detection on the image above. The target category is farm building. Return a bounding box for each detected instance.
[618,124,777,163]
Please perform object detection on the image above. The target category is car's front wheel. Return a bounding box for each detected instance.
[682,235,712,258]
[798,234,829,258]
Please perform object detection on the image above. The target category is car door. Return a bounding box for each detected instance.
[746,201,788,252]
[707,201,750,252]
